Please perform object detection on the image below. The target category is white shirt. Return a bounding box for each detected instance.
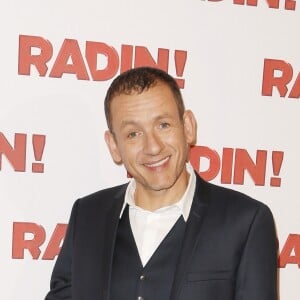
[119,163,196,266]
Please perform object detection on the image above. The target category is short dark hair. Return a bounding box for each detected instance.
[104,67,185,131]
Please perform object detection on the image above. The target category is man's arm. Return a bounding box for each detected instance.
[235,203,278,300]
[45,200,78,300]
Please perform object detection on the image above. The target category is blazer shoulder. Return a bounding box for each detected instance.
[193,175,276,244]
[196,173,273,216]
[75,182,128,211]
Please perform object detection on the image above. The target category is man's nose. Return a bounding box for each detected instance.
[143,131,164,155]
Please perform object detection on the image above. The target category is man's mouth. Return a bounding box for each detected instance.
[144,156,170,168]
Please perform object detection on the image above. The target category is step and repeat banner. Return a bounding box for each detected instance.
[1,0,299,299]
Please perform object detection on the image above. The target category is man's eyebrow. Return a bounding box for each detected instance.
[153,113,176,123]
[119,120,139,129]
[150,113,173,123]
[119,113,173,129]
[154,113,172,120]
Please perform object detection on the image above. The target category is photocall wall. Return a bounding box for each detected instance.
[1,0,299,299]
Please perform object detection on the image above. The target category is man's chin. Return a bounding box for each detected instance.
[144,179,176,192]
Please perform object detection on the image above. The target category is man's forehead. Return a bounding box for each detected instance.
[119,113,174,127]
[111,86,176,113]
[111,81,171,99]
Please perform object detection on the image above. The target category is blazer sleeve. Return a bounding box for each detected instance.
[235,203,278,300]
[45,200,79,300]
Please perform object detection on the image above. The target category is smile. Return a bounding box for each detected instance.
[144,156,170,168]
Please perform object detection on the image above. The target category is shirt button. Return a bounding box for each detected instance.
[140,275,145,280]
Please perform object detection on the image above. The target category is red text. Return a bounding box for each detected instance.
[0,132,46,173]
[18,35,187,88]
[190,146,284,186]
[279,234,300,268]
[208,0,296,10]
[12,222,67,260]
[262,59,300,99]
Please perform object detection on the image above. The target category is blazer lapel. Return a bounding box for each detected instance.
[98,185,127,300]
[170,173,210,299]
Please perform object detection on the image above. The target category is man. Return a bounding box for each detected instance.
[45,67,278,300]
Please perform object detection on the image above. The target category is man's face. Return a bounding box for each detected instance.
[105,83,196,196]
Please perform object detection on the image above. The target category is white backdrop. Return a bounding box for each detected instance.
[1,1,299,299]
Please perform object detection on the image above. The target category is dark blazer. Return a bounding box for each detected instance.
[45,173,278,300]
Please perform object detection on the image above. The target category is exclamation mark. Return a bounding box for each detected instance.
[32,134,46,173]
[174,50,187,89]
[270,151,284,187]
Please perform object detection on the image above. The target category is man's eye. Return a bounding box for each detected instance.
[160,122,170,129]
[127,131,139,138]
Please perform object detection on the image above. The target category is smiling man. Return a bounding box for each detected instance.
[45,67,278,300]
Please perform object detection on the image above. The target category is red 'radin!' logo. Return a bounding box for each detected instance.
[18,35,187,88]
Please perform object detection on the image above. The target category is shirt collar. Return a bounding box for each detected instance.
[119,163,196,221]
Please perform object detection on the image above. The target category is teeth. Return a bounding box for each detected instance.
[145,157,169,168]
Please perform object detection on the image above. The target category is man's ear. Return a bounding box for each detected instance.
[104,130,123,164]
[183,110,197,145]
